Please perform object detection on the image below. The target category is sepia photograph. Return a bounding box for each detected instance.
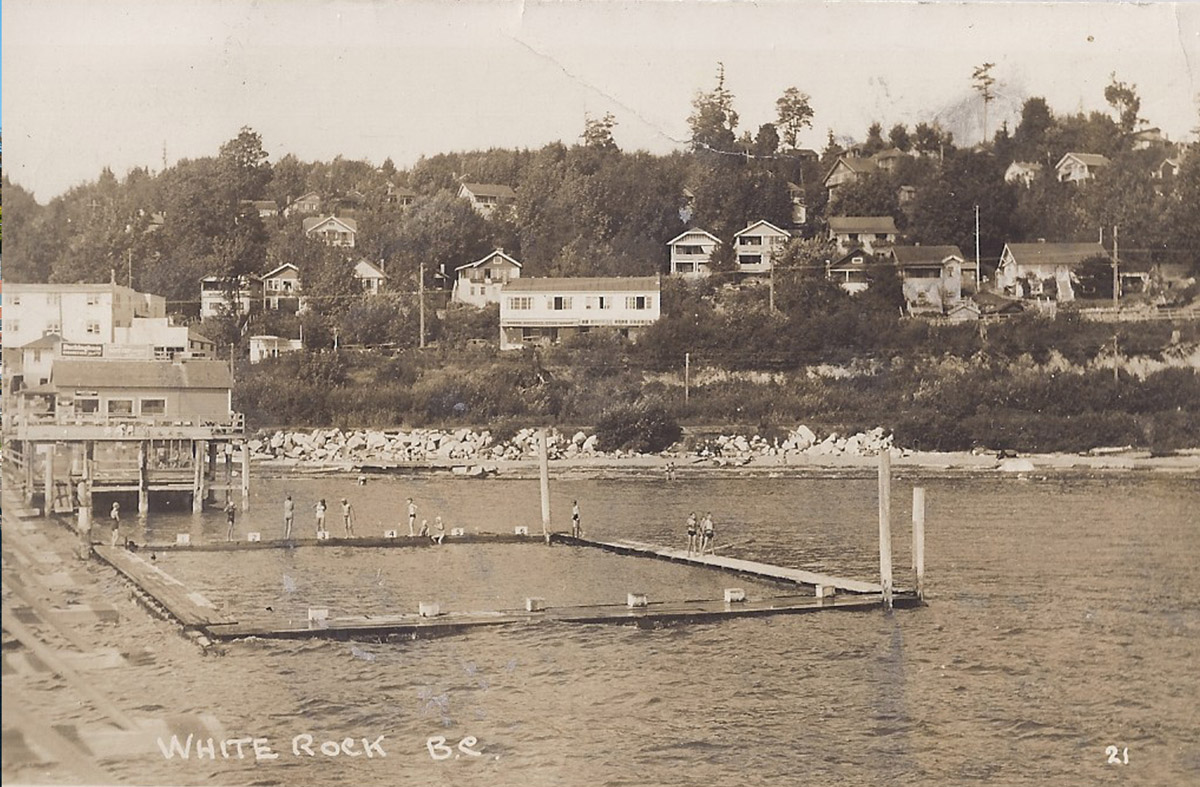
[1,1,1198,784]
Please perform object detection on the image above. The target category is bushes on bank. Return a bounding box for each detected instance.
[594,401,682,453]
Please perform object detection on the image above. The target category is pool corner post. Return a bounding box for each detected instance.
[538,428,551,543]
[878,449,893,610]
[912,486,925,601]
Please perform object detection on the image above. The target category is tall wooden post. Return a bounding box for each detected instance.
[137,441,149,514]
[419,263,426,349]
[24,442,36,504]
[43,445,55,518]
[192,440,207,513]
[877,449,893,609]
[240,442,251,512]
[207,441,218,505]
[684,352,690,404]
[224,444,233,504]
[538,429,551,542]
[912,486,926,600]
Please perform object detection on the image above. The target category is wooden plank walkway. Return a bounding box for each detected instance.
[92,546,235,628]
[209,590,918,641]
[134,532,539,552]
[555,536,886,594]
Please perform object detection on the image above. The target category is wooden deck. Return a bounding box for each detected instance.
[91,535,916,644]
[131,532,541,552]
[554,535,887,594]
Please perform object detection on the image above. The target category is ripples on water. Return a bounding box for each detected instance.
[88,474,1200,785]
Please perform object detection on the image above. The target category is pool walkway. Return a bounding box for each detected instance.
[92,533,916,643]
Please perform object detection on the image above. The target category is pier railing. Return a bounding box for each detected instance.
[8,412,245,442]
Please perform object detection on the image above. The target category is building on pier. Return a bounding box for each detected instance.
[3,358,248,517]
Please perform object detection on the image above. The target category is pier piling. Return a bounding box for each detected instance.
[538,428,551,542]
[912,486,926,600]
[878,449,894,609]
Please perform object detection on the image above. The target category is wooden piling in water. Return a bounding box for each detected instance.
[538,428,551,541]
[192,440,207,513]
[912,486,925,600]
[241,442,251,511]
[878,450,893,609]
[43,445,55,518]
[137,441,149,514]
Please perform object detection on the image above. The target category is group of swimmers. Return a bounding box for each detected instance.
[686,511,716,556]
[279,494,359,540]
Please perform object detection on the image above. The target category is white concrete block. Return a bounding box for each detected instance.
[450,527,465,537]
[815,584,836,599]
[627,592,648,608]
[418,602,441,618]
[316,530,330,540]
[525,597,546,612]
[307,608,329,625]
[724,588,746,603]
[247,532,261,542]
[175,533,191,546]
[384,529,398,538]
[514,526,529,536]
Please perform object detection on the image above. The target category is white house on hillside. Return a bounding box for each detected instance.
[200,275,261,319]
[452,249,522,307]
[303,215,358,248]
[667,229,720,277]
[499,276,661,350]
[889,245,972,315]
[250,335,304,364]
[1054,152,1110,184]
[353,259,387,295]
[262,263,305,312]
[1004,161,1042,186]
[284,191,322,217]
[458,182,516,218]
[827,216,899,254]
[732,220,791,275]
[996,242,1108,301]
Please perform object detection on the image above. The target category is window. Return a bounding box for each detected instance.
[9,321,17,333]
[585,296,597,310]
[739,236,761,246]
[848,233,859,241]
[11,296,20,306]
[46,322,60,335]
[876,233,890,242]
[675,262,694,273]
[140,399,166,416]
[32,350,42,363]
[551,296,572,310]
[852,256,864,264]
[676,244,705,255]
[626,296,652,310]
[107,399,134,416]
[508,296,532,310]
[86,321,101,335]
[738,255,761,265]
[86,294,100,305]
[598,296,612,310]
[77,398,100,414]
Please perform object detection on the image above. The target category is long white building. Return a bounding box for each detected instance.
[499,276,661,350]
[3,282,166,349]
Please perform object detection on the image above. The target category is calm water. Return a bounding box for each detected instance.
[60,473,1200,784]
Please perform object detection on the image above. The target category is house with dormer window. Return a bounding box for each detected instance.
[302,215,358,248]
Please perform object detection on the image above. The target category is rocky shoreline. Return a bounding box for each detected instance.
[247,426,1200,477]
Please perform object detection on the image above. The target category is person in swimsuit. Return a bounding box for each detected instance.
[686,512,698,555]
[283,495,295,539]
[701,512,715,555]
[314,499,327,534]
[432,516,445,545]
[407,498,417,536]
[110,502,121,547]
[418,519,429,537]
[572,501,581,538]
[340,498,355,537]
[225,500,237,541]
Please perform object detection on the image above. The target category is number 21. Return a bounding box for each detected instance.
[1105,745,1129,765]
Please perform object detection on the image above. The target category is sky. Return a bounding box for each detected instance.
[2,0,1198,202]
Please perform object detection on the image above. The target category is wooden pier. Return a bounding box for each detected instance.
[553,535,887,595]
[91,529,917,644]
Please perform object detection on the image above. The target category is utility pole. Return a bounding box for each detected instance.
[769,263,775,312]
[974,204,981,288]
[127,249,133,288]
[1112,225,1120,311]
[684,352,691,404]
[418,263,426,349]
